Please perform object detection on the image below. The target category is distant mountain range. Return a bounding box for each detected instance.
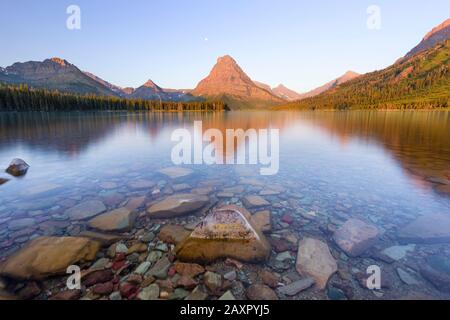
[297,71,360,99]
[0,58,116,97]
[278,18,450,110]
[1,18,449,110]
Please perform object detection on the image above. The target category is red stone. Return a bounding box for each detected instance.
[114,253,126,262]
[120,282,138,299]
[176,276,198,290]
[174,263,205,277]
[49,290,82,300]
[168,266,177,277]
[281,214,294,224]
[83,270,114,287]
[93,282,114,295]
[112,260,126,271]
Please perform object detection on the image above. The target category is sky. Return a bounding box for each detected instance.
[0,0,449,92]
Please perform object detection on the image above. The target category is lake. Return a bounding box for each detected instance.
[0,110,449,300]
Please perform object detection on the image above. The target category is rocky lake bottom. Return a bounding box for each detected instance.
[0,111,449,300]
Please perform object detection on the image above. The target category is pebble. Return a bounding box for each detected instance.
[185,285,208,300]
[135,262,151,275]
[219,291,236,300]
[109,291,122,300]
[246,284,278,300]
[223,271,237,281]
[138,284,160,300]
[204,271,222,293]
[115,243,129,254]
[278,278,315,296]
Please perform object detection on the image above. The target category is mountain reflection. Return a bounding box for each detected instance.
[0,111,449,195]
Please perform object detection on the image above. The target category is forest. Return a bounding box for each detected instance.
[0,84,228,112]
[279,40,450,110]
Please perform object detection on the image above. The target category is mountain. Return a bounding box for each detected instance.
[254,81,273,92]
[272,84,303,101]
[254,82,302,101]
[298,71,360,99]
[83,71,126,96]
[191,55,284,109]
[278,39,450,110]
[0,58,118,96]
[406,18,450,57]
[128,79,197,102]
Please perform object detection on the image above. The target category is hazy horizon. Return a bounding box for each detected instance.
[1,0,449,93]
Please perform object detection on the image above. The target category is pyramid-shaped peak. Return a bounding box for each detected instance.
[143,79,161,89]
[48,57,70,66]
[217,55,237,64]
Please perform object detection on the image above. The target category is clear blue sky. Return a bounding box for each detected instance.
[1,0,449,92]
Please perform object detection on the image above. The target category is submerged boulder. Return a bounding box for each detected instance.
[420,255,450,293]
[158,167,193,179]
[66,200,107,221]
[0,237,100,280]
[333,219,379,257]
[0,178,9,186]
[296,238,337,290]
[251,210,272,233]
[5,159,29,177]
[398,213,450,244]
[147,193,209,218]
[175,205,271,263]
[158,224,191,245]
[88,207,137,232]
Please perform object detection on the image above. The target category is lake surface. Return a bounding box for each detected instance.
[0,110,449,300]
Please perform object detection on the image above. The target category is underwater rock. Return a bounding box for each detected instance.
[0,237,100,280]
[175,205,271,263]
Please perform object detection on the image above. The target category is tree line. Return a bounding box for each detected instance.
[0,84,228,112]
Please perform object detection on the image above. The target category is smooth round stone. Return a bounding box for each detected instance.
[115,243,128,254]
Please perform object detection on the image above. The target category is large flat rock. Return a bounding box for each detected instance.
[176,205,271,263]
[88,207,137,232]
[158,225,191,245]
[66,200,107,221]
[333,219,379,257]
[242,195,270,208]
[296,238,337,290]
[0,237,100,280]
[147,193,209,218]
[398,213,450,244]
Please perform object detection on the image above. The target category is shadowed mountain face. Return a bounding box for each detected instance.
[191,55,285,109]
[406,18,450,57]
[0,58,117,96]
[0,58,197,102]
[83,71,126,96]
[128,80,197,102]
